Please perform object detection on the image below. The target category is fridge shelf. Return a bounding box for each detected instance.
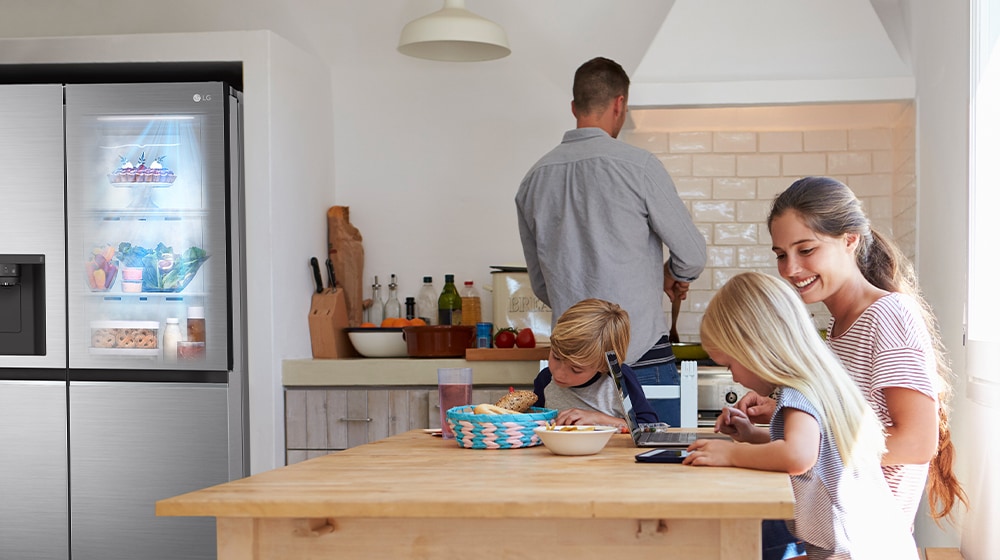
[92,291,207,300]
[92,208,211,220]
[88,347,160,358]
[109,182,176,188]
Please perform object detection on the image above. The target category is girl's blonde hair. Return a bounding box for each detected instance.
[701,272,885,468]
[549,298,630,370]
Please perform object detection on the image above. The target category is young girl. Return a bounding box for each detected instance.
[737,176,967,525]
[685,272,918,560]
[532,298,657,428]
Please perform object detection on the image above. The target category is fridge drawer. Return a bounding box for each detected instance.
[70,381,230,560]
[0,380,69,559]
[89,320,160,356]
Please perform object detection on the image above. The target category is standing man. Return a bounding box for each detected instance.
[515,57,706,426]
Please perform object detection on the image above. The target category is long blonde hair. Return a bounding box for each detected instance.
[549,298,630,370]
[701,272,885,468]
[768,176,967,521]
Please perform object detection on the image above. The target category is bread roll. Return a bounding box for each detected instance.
[495,390,538,413]
[473,403,520,415]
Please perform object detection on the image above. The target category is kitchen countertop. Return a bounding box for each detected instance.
[282,357,542,386]
[283,358,729,387]
[157,429,793,559]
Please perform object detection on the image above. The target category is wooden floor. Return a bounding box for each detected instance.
[923,548,963,560]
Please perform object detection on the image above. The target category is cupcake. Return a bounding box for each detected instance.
[108,155,133,184]
[135,152,150,182]
[151,155,176,184]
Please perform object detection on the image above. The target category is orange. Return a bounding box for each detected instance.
[408,318,427,326]
[360,322,377,328]
[381,317,410,328]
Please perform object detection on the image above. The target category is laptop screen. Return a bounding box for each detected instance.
[605,350,642,437]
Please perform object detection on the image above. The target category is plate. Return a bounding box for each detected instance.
[110,182,174,188]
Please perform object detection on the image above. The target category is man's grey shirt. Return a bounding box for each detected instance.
[516,127,706,363]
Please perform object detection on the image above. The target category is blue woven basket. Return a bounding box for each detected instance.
[446,406,557,449]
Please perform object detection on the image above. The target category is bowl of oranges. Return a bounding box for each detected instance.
[347,318,427,358]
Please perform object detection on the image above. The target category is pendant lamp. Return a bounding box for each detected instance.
[397,0,511,62]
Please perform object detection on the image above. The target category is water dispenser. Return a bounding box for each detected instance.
[0,254,45,355]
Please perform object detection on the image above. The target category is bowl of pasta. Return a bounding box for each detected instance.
[532,425,617,456]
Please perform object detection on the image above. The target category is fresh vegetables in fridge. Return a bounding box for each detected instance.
[86,244,119,291]
[116,241,209,292]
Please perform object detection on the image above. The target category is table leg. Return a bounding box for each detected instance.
[720,519,761,560]
[218,518,256,560]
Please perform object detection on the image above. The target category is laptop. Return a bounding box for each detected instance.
[606,350,730,448]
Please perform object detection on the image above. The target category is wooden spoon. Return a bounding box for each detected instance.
[669,295,681,343]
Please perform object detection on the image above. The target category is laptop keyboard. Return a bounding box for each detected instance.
[640,431,694,443]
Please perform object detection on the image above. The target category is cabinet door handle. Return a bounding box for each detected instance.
[340,417,372,423]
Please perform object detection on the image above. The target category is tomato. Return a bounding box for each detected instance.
[494,328,517,348]
[515,327,536,348]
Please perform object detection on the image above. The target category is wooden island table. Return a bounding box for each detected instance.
[157,429,794,559]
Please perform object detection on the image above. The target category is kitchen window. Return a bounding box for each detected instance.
[968,0,1000,397]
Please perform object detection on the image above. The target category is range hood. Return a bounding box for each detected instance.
[629,0,914,107]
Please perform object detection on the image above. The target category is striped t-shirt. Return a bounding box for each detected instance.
[771,388,918,559]
[826,292,938,525]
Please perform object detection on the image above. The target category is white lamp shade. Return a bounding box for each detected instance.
[398,0,511,62]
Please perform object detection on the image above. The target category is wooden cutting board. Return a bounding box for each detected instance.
[464,346,550,361]
[328,206,365,326]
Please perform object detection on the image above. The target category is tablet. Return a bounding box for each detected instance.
[635,448,688,463]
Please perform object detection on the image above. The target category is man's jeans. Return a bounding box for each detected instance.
[631,360,680,426]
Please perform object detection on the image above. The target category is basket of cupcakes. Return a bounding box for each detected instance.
[445,389,556,449]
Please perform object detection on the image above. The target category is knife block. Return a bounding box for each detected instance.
[308,287,358,358]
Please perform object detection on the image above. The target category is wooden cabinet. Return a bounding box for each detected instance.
[285,386,527,464]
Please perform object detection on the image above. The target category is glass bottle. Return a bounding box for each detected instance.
[383,274,402,319]
[404,297,416,320]
[416,276,438,325]
[460,281,482,326]
[369,275,384,325]
[438,274,462,326]
[163,318,181,363]
[187,306,206,343]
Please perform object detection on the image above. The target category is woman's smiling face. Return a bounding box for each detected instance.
[769,211,858,305]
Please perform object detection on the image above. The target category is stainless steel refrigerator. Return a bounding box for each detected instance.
[0,80,247,560]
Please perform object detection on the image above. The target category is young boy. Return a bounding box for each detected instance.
[532,298,658,428]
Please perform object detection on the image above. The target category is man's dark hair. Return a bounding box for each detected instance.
[572,57,630,115]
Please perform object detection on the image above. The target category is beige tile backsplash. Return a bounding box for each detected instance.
[623,102,916,341]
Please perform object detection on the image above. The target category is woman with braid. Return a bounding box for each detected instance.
[737,176,967,529]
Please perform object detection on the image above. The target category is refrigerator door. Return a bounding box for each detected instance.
[65,83,229,372]
[0,379,69,560]
[0,84,66,368]
[69,381,229,560]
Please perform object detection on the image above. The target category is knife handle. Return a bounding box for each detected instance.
[326,258,336,289]
[310,257,324,293]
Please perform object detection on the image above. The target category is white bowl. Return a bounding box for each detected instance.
[346,328,408,358]
[532,425,617,456]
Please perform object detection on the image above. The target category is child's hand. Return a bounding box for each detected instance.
[714,407,757,442]
[682,439,737,467]
[734,391,776,424]
[555,408,625,431]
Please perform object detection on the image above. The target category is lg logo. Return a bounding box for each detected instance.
[192,94,213,103]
